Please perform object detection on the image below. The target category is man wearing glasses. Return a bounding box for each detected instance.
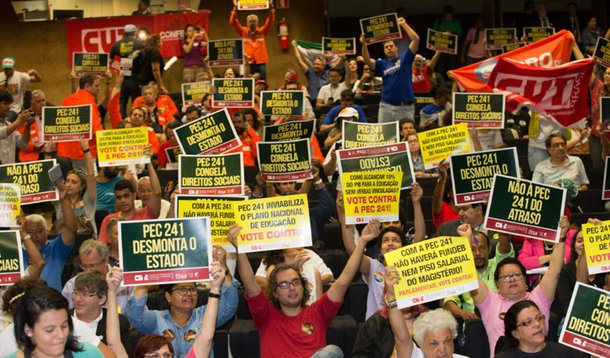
[532,133,589,191]
[62,239,133,311]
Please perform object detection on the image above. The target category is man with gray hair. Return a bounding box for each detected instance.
[62,239,133,310]
[135,176,171,218]
[18,89,45,162]
[70,271,133,352]
[230,0,275,79]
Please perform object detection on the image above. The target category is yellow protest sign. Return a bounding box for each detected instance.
[235,194,311,253]
[175,195,246,251]
[96,127,150,167]
[0,184,20,227]
[385,236,478,308]
[238,0,269,10]
[418,123,472,170]
[582,221,610,275]
[342,171,402,225]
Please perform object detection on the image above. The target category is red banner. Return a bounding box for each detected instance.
[449,30,574,93]
[487,57,594,127]
[66,11,210,66]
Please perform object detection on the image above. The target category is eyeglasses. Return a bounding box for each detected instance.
[517,314,545,327]
[79,261,103,270]
[144,352,173,358]
[171,286,197,295]
[550,142,566,148]
[277,279,301,290]
[73,290,98,298]
[498,272,523,282]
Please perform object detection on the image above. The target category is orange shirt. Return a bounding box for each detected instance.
[230,9,275,64]
[132,94,178,127]
[18,119,41,162]
[229,128,260,166]
[57,90,102,159]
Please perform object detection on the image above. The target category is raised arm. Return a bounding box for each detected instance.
[106,267,128,358]
[80,140,97,201]
[432,160,449,216]
[2,110,33,138]
[227,224,261,297]
[337,191,371,275]
[411,182,426,243]
[539,216,568,300]
[385,266,414,358]
[360,34,376,70]
[291,40,309,72]
[191,261,224,358]
[398,18,420,54]
[327,219,380,302]
[28,69,42,83]
[19,218,44,278]
[59,184,77,246]
[146,147,162,218]
[429,51,441,72]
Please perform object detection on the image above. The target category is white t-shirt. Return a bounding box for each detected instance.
[0,316,101,356]
[0,71,31,113]
[411,345,468,358]
[317,83,347,103]
[476,129,503,151]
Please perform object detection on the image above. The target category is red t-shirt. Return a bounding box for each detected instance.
[432,200,459,232]
[57,89,103,159]
[246,289,342,358]
[99,206,155,244]
[157,139,179,165]
[412,65,433,93]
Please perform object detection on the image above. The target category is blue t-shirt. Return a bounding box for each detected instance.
[23,235,73,292]
[305,68,329,102]
[96,176,123,213]
[375,48,415,104]
[322,104,368,125]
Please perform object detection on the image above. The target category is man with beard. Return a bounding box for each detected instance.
[97,149,161,244]
[230,110,260,167]
[441,229,514,321]
[230,0,275,79]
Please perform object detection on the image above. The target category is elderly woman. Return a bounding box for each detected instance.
[385,267,467,358]
[462,218,567,356]
[496,300,586,357]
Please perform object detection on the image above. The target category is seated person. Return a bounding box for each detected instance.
[156,119,182,170]
[320,89,367,133]
[316,68,346,110]
[132,83,178,127]
[407,133,438,178]
[134,176,171,218]
[399,118,417,141]
[470,128,506,151]
[532,133,589,191]
[324,107,360,149]
[418,85,452,131]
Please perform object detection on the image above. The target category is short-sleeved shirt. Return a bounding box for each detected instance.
[375,48,415,105]
[305,68,329,101]
[182,38,206,67]
[246,289,342,357]
[412,65,433,93]
[465,28,487,59]
[364,259,386,319]
[98,206,155,244]
[0,71,31,113]
[96,176,123,214]
[531,155,590,188]
[477,285,552,355]
[135,49,164,86]
[23,235,73,292]
[317,83,347,103]
[322,104,368,125]
[477,129,504,150]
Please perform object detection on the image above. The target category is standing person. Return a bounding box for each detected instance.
[132,0,151,15]
[580,16,603,55]
[57,74,104,172]
[361,17,420,122]
[110,24,144,119]
[0,90,34,165]
[461,15,488,65]
[292,41,342,105]
[18,89,45,162]
[230,0,275,80]
[0,57,42,122]
[432,5,462,79]
[227,218,380,358]
[182,24,208,83]
[135,35,168,94]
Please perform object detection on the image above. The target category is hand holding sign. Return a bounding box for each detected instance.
[384,266,400,302]
[226,224,242,250]
[558,215,569,242]
[209,261,225,294]
[106,266,123,293]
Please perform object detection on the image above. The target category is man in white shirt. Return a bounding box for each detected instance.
[316,69,346,110]
[0,57,42,122]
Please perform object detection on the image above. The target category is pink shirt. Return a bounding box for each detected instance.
[477,285,552,357]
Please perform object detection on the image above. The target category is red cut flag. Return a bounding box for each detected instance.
[487,57,594,127]
[449,30,574,93]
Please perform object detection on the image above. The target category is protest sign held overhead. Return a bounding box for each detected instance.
[260,90,305,116]
[523,27,555,43]
[485,175,566,242]
[559,283,610,357]
[484,28,517,51]
[342,171,402,225]
[119,218,213,286]
[212,78,254,108]
[337,142,415,190]
[360,13,401,45]
[179,153,244,196]
[342,121,399,149]
[181,81,210,109]
[42,105,92,142]
[384,236,478,309]
[0,160,58,205]
[0,184,20,227]
[207,39,244,67]
[235,194,311,253]
[175,195,246,250]
[593,37,610,68]
[322,37,356,55]
[604,157,610,200]
[72,52,109,76]
[263,119,315,142]
[237,0,269,10]
[452,92,505,128]
[450,148,520,205]
[582,220,610,275]
[418,123,472,170]
[426,29,458,55]
[174,108,242,155]
[96,127,150,167]
[257,139,312,182]
[0,231,24,286]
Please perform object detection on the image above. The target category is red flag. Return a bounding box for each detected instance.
[449,30,574,92]
[487,57,594,127]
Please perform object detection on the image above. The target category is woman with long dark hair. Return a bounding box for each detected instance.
[136,34,168,94]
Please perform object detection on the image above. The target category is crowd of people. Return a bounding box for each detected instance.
[1,0,610,357]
